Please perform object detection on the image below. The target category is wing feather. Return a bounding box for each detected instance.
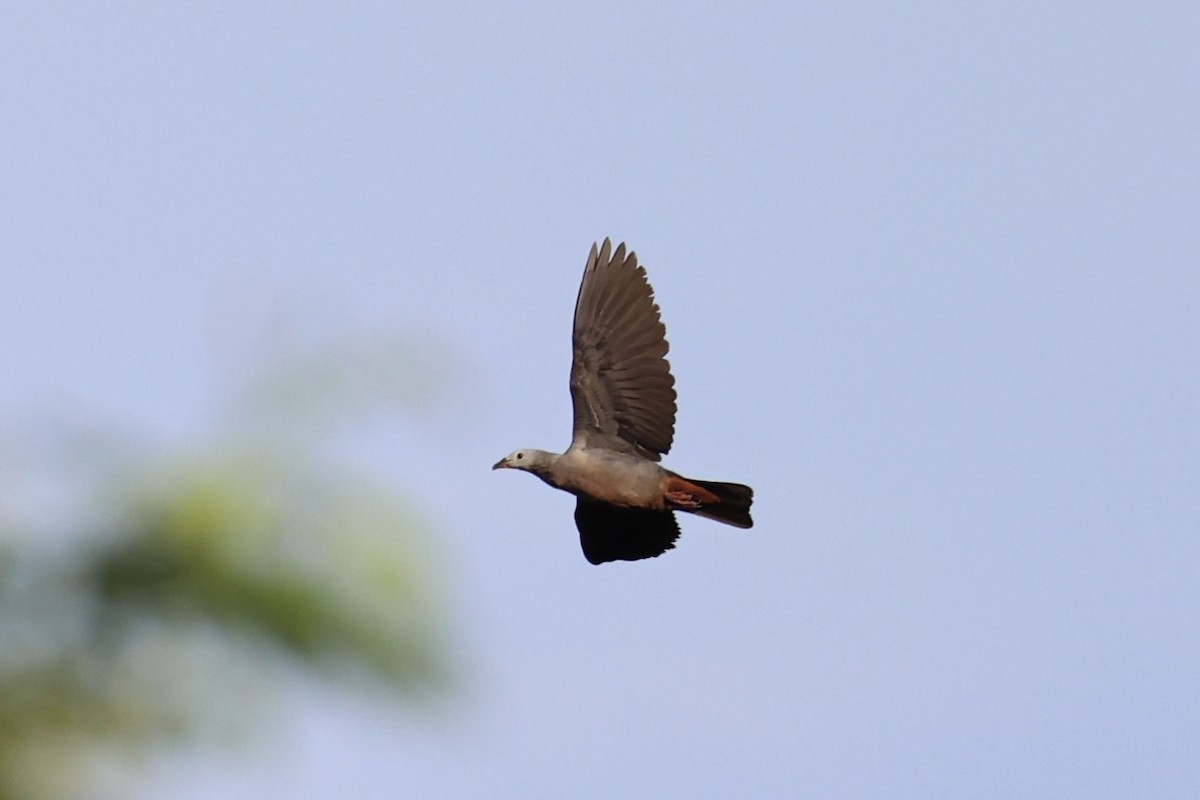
[575,499,681,564]
[569,238,677,460]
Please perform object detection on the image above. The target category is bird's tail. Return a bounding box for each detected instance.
[678,478,754,529]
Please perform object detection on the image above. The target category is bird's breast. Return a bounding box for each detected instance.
[554,449,667,509]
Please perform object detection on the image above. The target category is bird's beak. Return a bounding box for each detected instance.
[492,457,508,470]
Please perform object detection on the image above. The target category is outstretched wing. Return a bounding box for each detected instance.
[574,499,681,565]
[569,239,676,461]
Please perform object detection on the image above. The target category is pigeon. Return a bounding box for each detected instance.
[493,239,754,564]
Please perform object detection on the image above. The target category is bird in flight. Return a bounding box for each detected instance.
[493,239,754,564]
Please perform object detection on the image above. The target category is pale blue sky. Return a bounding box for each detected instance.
[3,2,1198,798]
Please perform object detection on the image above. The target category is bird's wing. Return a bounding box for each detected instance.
[569,239,676,461]
[574,499,681,565]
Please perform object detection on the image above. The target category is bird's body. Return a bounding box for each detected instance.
[494,239,753,564]
[555,447,666,508]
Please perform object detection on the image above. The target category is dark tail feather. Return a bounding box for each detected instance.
[683,478,754,529]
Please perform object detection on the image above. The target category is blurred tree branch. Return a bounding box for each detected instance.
[0,336,457,800]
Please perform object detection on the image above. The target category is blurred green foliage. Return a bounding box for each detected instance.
[0,339,455,799]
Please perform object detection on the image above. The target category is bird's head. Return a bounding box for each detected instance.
[492,448,556,476]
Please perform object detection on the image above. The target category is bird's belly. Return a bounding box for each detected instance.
[559,455,665,509]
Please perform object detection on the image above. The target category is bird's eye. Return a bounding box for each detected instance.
[516,452,524,460]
